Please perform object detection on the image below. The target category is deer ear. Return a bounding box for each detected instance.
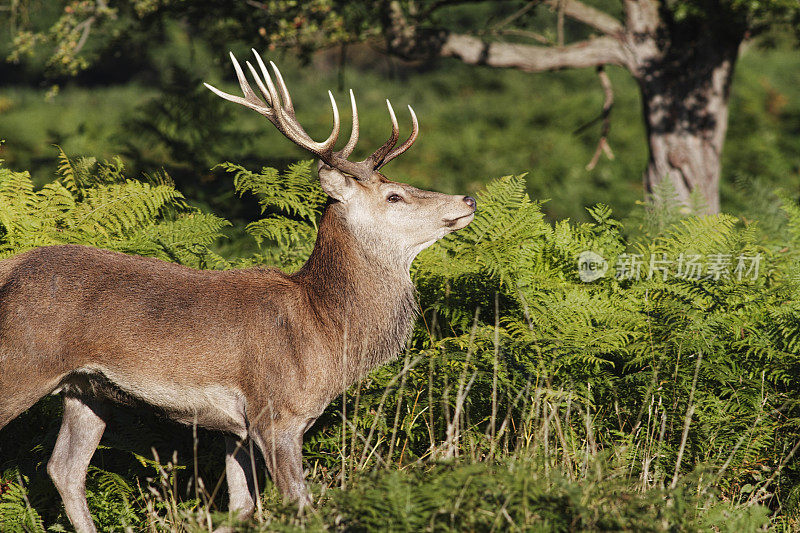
[318,165,357,203]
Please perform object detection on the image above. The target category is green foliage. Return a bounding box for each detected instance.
[305,171,800,529]
[121,65,252,189]
[3,154,800,530]
[328,459,771,532]
[670,0,800,28]
[4,0,367,78]
[0,474,46,533]
[5,0,798,81]
[219,159,326,270]
[0,148,230,267]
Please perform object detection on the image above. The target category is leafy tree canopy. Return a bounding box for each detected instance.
[5,1,797,79]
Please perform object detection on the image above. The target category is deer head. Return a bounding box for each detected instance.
[204,50,476,269]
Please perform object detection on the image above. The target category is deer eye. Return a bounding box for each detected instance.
[386,193,403,203]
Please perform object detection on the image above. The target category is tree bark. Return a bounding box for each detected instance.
[629,13,745,213]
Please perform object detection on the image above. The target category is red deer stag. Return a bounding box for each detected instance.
[0,49,476,532]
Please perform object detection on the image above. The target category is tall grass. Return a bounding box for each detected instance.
[1,319,779,531]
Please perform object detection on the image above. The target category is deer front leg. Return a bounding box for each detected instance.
[224,436,256,519]
[47,395,108,533]
[252,419,311,508]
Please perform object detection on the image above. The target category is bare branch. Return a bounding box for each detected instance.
[440,34,627,71]
[585,66,615,170]
[68,0,115,57]
[544,0,624,36]
[495,28,551,46]
[73,16,96,55]
[246,0,268,9]
[493,1,541,31]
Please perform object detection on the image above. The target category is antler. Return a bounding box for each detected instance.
[204,49,419,181]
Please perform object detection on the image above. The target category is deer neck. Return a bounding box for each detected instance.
[292,203,417,387]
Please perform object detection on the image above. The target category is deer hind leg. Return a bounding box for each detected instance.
[224,435,256,520]
[47,395,108,533]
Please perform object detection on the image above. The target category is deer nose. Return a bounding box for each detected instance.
[463,196,477,210]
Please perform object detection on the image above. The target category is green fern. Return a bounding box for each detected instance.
[219,159,325,270]
[0,151,230,267]
[0,474,45,533]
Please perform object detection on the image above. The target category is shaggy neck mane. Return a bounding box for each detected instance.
[291,203,417,389]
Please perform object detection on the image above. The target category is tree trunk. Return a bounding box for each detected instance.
[634,21,745,214]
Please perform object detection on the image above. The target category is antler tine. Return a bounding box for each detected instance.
[254,49,338,152]
[245,61,273,107]
[207,52,385,181]
[202,52,272,116]
[251,51,281,113]
[366,100,400,168]
[338,89,360,158]
[250,49,339,152]
[322,91,341,153]
[230,52,262,105]
[269,60,294,115]
[203,82,257,112]
[266,88,339,154]
[377,105,419,169]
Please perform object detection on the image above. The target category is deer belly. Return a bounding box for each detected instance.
[58,366,249,436]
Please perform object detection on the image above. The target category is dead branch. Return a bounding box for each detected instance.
[73,16,96,55]
[494,28,551,46]
[585,66,615,170]
[70,0,115,56]
[493,1,542,31]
